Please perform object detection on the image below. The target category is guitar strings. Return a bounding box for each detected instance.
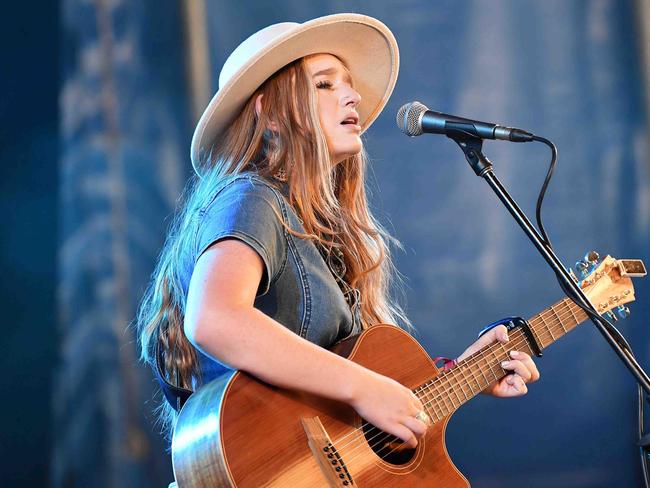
[368,330,536,462]
[347,301,590,465]
[332,300,578,454]
[339,331,535,465]
[348,301,585,462]
[332,303,578,461]
[367,300,593,464]
[329,302,584,465]
[344,330,547,465]
[333,302,579,463]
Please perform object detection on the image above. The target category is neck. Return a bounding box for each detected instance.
[414,297,588,421]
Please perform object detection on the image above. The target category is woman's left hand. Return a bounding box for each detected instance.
[456,325,540,397]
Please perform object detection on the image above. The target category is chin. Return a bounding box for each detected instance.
[332,143,363,164]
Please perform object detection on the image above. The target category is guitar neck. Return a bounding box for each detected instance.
[416,298,588,422]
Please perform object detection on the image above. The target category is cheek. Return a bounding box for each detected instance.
[317,97,337,130]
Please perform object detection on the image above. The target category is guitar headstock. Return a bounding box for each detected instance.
[577,252,646,320]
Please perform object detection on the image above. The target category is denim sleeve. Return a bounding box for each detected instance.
[195,178,287,296]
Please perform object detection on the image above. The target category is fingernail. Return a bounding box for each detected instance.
[501,361,509,368]
[510,350,519,358]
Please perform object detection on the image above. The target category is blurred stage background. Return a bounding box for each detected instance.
[3,0,650,486]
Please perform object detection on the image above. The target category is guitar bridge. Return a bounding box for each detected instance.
[301,417,355,487]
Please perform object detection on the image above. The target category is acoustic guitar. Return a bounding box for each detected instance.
[171,255,646,487]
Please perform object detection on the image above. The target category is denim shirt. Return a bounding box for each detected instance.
[187,174,360,385]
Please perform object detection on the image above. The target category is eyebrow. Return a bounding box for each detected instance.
[312,67,353,85]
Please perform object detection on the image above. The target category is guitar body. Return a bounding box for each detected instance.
[172,325,469,487]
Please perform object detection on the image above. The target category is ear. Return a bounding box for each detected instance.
[254,93,279,132]
[254,93,264,117]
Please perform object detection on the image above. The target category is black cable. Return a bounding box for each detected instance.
[531,135,557,248]
[531,135,650,486]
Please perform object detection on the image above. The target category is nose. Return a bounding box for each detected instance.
[341,86,361,108]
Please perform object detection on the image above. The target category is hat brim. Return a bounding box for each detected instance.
[191,13,399,175]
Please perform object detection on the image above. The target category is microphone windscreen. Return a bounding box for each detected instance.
[396,101,428,136]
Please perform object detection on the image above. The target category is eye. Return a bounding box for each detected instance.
[315,80,333,90]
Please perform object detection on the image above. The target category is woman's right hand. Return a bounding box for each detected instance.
[348,369,430,448]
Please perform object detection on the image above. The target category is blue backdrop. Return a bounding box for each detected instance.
[54,1,650,487]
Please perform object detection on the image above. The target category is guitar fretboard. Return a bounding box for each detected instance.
[414,298,588,422]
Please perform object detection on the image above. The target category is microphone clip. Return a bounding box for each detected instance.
[449,132,493,177]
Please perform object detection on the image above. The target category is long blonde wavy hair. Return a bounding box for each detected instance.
[137,55,411,436]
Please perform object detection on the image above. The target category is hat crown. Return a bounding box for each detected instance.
[219,22,299,89]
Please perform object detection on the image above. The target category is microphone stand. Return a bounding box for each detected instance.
[449,132,650,394]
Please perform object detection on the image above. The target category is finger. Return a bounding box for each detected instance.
[504,374,528,395]
[481,325,509,347]
[474,324,510,351]
[494,325,509,344]
[509,350,540,382]
[501,359,533,382]
[391,423,418,448]
[402,415,429,438]
[409,395,425,415]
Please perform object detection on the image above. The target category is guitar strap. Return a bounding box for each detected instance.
[154,339,194,412]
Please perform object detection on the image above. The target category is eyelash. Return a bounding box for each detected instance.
[315,80,333,90]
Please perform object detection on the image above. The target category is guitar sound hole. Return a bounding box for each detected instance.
[361,422,416,465]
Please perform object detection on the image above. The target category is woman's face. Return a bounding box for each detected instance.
[305,54,362,164]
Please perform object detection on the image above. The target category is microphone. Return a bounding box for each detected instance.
[396,101,534,143]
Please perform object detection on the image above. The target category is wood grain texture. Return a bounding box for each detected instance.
[172,325,469,487]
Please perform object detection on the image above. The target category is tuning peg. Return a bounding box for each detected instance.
[605,311,619,322]
[575,260,590,280]
[584,251,601,265]
[616,305,630,320]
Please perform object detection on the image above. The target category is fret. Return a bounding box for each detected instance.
[437,372,459,411]
[447,371,464,407]
[498,343,509,360]
[528,324,544,353]
[437,380,455,415]
[457,367,474,398]
[413,386,431,417]
[424,382,448,419]
[477,356,492,390]
[488,352,501,382]
[465,364,482,393]
[436,385,454,415]
[550,305,565,340]
[414,385,432,414]
[518,330,536,358]
[566,300,580,327]
[475,352,489,385]
[535,313,553,347]
[556,301,570,332]
[489,346,504,376]
[545,312,556,345]
[438,394,452,417]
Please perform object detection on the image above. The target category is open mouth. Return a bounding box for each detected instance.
[340,114,359,126]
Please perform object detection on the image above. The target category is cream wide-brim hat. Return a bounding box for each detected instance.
[191,13,400,176]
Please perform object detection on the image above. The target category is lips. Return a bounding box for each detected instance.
[340,113,359,126]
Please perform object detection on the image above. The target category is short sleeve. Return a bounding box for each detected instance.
[195,177,287,296]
